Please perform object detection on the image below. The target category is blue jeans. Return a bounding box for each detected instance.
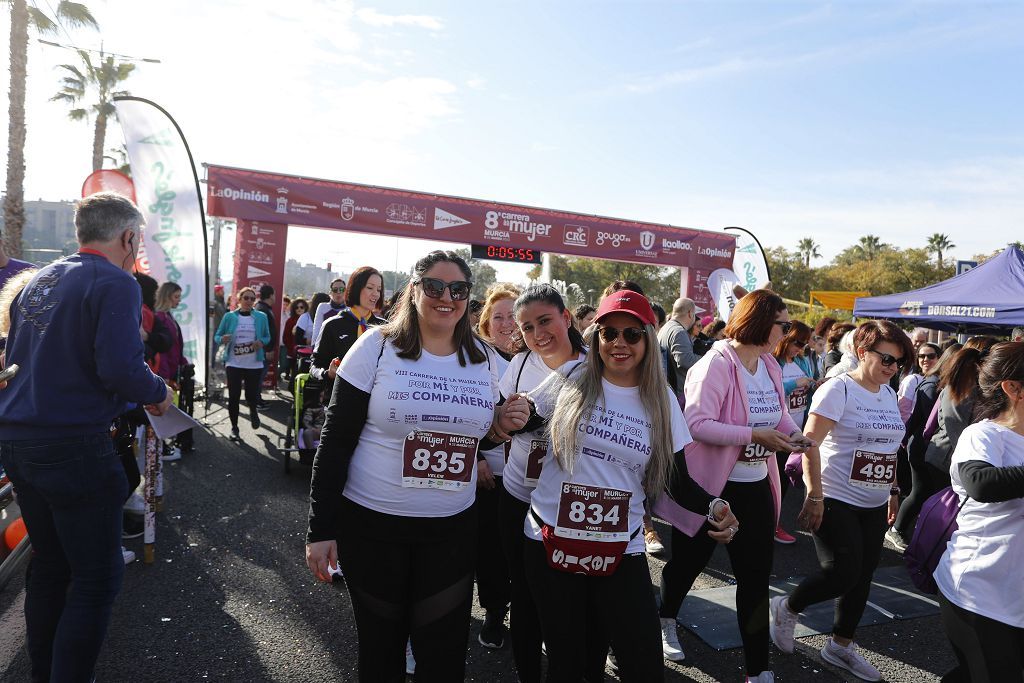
[0,433,128,683]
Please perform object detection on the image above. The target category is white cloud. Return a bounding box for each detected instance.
[355,8,443,31]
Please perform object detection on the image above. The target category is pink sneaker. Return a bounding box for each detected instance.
[774,526,796,544]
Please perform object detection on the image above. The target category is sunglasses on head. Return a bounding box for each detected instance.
[775,321,793,334]
[416,277,472,301]
[598,326,645,345]
[867,348,908,369]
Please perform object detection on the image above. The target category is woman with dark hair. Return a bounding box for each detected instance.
[703,319,727,341]
[281,297,308,384]
[304,251,528,681]
[215,286,272,441]
[294,291,329,349]
[655,289,809,680]
[822,323,856,377]
[154,281,195,456]
[574,303,596,330]
[772,320,815,544]
[771,320,913,681]
[487,283,588,680]
[520,290,736,681]
[309,267,385,384]
[934,341,1024,681]
[134,273,173,372]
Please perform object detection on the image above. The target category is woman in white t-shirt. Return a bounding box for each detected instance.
[896,342,940,422]
[934,341,1024,681]
[482,284,588,681]
[520,290,737,681]
[770,320,913,682]
[213,286,271,441]
[304,251,528,681]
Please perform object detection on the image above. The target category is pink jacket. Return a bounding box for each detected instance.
[654,339,799,537]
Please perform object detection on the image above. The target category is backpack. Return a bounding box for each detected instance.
[904,486,967,594]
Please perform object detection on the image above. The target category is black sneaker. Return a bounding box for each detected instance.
[229,427,240,441]
[256,400,270,411]
[122,514,144,539]
[478,609,506,649]
[250,410,261,430]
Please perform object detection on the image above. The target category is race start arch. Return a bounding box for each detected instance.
[204,164,737,313]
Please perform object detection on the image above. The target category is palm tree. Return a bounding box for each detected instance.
[3,0,97,258]
[926,233,956,269]
[797,237,821,268]
[857,234,887,260]
[51,49,135,172]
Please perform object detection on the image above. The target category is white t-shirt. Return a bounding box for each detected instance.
[227,314,263,370]
[525,378,692,555]
[781,359,811,427]
[729,358,783,483]
[935,420,1024,628]
[312,301,346,346]
[294,312,314,346]
[480,352,511,477]
[500,350,586,503]
[338,328,500,517]
[897,373,923,423]
[809,374,905,508]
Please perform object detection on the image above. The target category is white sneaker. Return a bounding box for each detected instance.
[645,529,665,554]
[161,446,182,462]
[885,528,908,552]
[124,492,146,514]
[820,638,882,681]
[405,639,415,675]
[660,617,685,661]
[746,672,775,683]
[769,595,798,654]
[122,546,136,564]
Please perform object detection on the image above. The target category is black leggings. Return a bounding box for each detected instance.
[336,497,476,683]
[525,540,662,683]
[788,498,887,639]
[893,461,948,539]
[659,478,775,676]
[939,592,1024,682]
[498,485,545,683]
[225,366,261,429]
[476,477,510,611]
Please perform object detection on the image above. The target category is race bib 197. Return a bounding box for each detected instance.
[849,450,897,490]
[554,483,631,542]
[401,431,479,491]
[789,391,807,411]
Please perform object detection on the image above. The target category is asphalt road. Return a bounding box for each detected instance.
[0,392,958,682]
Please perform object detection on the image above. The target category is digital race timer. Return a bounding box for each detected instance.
[470,244,543,264]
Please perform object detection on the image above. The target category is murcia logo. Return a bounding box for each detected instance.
[275,196,288,214]
[341,198,355,221]
[563,224,589,247]
[639,231,656,251]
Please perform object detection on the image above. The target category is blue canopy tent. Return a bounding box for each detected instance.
[853,246,1024,334]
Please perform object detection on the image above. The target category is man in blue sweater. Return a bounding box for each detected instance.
[0,192,172,682]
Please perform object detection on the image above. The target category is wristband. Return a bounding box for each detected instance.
[707,498,728,522]
[890,486,901,496]
[807,495,824,503]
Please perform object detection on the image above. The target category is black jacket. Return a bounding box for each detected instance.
[310,309,385,382]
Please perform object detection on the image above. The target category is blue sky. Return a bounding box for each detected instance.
[4,0,1023,282]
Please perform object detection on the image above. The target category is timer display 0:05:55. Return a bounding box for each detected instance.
[471,244,543,263]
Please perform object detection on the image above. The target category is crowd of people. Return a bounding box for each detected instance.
[0,192,1021,681]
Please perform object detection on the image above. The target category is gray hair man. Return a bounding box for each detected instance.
[1012,326,1024,342]
[910,327,929,350]
[0,192,172,681]
[658,297,705,392]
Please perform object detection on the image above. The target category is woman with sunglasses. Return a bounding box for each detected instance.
[214,286,272,441]
[486,284,588,680]
[310,267,385,385]
[770,320,912,682]
[934,342,1024,681]
[771,320,815,545]
[655,289,808,682]
[311,277,348,345]
[519,290,736,681]
[896,342,941,422]
[305,251,528,681]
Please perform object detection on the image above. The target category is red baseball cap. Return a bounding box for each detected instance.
[594,290,657,327]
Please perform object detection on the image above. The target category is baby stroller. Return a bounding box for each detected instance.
[282,372,324,473]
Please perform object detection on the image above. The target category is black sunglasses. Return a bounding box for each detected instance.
[240,296,256,302]
[330,286,346,293]
[775,321,793,334]
[416,277,472,301]
[598,326,645,345]
[867,348,908,369]
[918,352,937,360]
